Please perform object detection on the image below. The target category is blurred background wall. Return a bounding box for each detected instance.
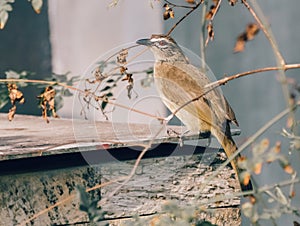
[0,1,299,224]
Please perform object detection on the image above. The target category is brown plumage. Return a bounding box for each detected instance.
[137,34,252,191]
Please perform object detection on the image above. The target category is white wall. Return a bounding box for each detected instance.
[48,0,165,122]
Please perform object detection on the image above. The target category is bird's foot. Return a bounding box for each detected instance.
[167,129,190,147]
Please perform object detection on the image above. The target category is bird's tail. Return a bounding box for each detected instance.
[212,126,253,192]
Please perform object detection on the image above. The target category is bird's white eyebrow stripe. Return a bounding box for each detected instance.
[150,38,165,42]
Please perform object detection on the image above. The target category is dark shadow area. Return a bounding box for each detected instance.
[0,0,51,115]
[0,143,219,176]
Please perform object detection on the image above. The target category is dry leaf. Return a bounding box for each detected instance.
[237,155,248,169]
[7,83,25,121]
[207,23,214,41]
[121,73,133,83]
[253,162,262,175]
[242,202,254,218]
[246,23,260,40]
[8,83,24,105]
[290,190,296,198]
[169,10,175,18]
[163,11,170,20]
[206,5,217,20]
[38,86,59,123]
[31,0,43,14]
[234,23,260,52]
[266,142,280,163]
[150,216,160,226]
[163,3,174,20]
[8,105,16,121]
[228,0,237,6]
[117,49,128,65]
[234,33,247,52]
[273,141,281,153]
[252,138,269,157]
[186,0,196,4]
[284,165,294,174]
[120,66,127,75]
[261,139,270,150]
[249,195,256,204]
[286,114,294,128]
[240,171,251,186]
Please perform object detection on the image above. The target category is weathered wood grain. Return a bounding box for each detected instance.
[0,114,242,225]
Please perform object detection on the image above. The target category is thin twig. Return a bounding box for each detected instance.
[200,1,207,69]
[163,0,195,9]
[0,78,165,121]
[210,0,222,21]
[166,1,202,36]
[242,0,284,66]
[165,64,300,124]
[242,0,292,114]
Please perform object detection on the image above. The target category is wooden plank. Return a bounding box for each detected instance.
[0,151,241,225]
[0,113,187,161]
[0,114,242,225]
[0,114,240,162]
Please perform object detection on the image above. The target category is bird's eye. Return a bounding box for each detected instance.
[159,40,166,46]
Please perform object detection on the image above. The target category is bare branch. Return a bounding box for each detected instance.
[166,1,203,36]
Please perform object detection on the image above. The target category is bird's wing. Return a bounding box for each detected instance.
[173,62,239,126]
[154,62,215,129]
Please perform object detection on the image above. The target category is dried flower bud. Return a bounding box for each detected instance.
[240,171,251,186]
[163,3,174,20]
[117,49,128,65]
[207,23,214,40]
[163,11,170,20]
[253,162,262,175]
[7,83,25,121]
[186,0,196,4]
[228,0,237,6]
[234,23,260,52]
[206,5,217,20]
[246,23,260,40]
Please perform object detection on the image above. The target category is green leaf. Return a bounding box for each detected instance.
[31,0,42,14]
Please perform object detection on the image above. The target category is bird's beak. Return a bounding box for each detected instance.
[136,38,152,46]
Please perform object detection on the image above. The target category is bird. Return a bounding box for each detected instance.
[136,34,252,192]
